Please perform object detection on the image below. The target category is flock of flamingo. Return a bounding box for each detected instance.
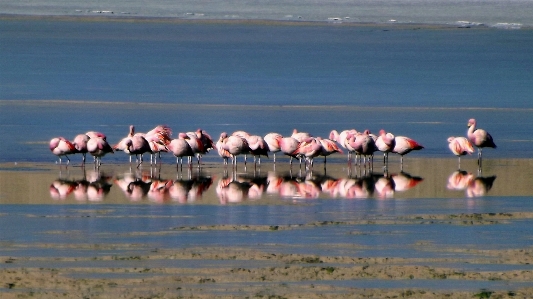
[49,118,496,169]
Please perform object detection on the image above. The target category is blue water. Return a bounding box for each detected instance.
[1,18,533,163]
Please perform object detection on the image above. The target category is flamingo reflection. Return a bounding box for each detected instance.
[216,171,268,204]
[50,169,112,201]
[447,170,496,197]
[169,174,213,203]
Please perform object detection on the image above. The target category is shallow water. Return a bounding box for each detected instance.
[2,15,533,297]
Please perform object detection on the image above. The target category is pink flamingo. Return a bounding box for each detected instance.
[72,134,90,164]
[113,125,137,163]
[317,137,343,165]
[447,136,475,169]
[291,129,312,142]
[218,132,247,167]
[187,129,214,165]
[279,136,302,167]
[392,136,424,169]
[346,131,377,167]
[330,129,357,162]
[87,137,114,166]
[264,132,282,163]
[124,135,150,167]
[467,118,496,166]
[167,133,195,169]
[375,129,396,166]
[293,137,322,170]
[246,135,269,165]
[49,137,77,165]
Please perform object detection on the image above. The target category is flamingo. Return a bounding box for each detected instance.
[293,137,322,170]
[447,136,475,169]
[246,135,269,165]
[346,131,377,167]
[218,132,247,167]
[113,125,137,163]
[392,136,424,169]
[264,132,282,163]
[467,118,496,166]
[167,133,195,169]
[317,137,343,165]
[375,129,396,166]
[72,134,90,164]
[279,136,302,167]
[124,135,150,167]
[87,137,114,166]
[49,137,77,165]
[330,129,357,162]
[291,128,312,142]
[187,129,214,165]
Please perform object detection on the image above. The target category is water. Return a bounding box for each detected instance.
[1,18,533,163]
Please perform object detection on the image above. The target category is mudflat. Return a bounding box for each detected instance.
[1,160,533,298]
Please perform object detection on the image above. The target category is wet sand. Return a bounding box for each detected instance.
[1,160,533,298]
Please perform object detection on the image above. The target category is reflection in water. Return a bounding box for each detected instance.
[115,169,213,203]
[215,168,425,202]
[216,171,268,204]
[447,170,497,197]
[48,166,427,202]
[50,169,112,201]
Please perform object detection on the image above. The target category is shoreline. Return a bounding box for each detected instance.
[2,13,530,30]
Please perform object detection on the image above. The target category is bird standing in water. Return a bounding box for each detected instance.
[467,118,496,167]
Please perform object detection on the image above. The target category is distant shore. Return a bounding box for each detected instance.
[1,13,524,30]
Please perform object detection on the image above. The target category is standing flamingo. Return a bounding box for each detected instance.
[72,134,90,164]
[167,133,195,169]
[113,125,136,163]
[467,118,496,166]
[264,132,282,163]
[375,129,395,166]
[87,137,114,166]
[49,137,77,165]
[392,136,424,169]
[219,132,247,167]
[246,135,269,165]
[124,135,150,167]
[291,129,312,142]
[346,131,377,167]
[279,136,302,167]
[330,129,357,162]
[187,129,215,165]
[317,137,343,165]
[447,136,475,169]
[292,137,322,170]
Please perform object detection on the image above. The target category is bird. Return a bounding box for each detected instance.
[113,125,137,163]
[124,135,150,167]
[375,129,396,166]
[292,137,322,170]
[291,129,312,142]
[187,129,214,165]
[316,137,343,165]
[167,133,195,169]
[467,118,496,166]
[217,132,248,167]
[72,134,90,164]
[392,136,424,169]
[49,137,77,165]
[264,132,282,163]
[447,136,475,169]
[279,136,302,167]
[246,135,269,165]
[330,129,357,162]
[87,137,114,166]
[346,131,377,167]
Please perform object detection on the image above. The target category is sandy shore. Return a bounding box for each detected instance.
[2,161,533,298]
